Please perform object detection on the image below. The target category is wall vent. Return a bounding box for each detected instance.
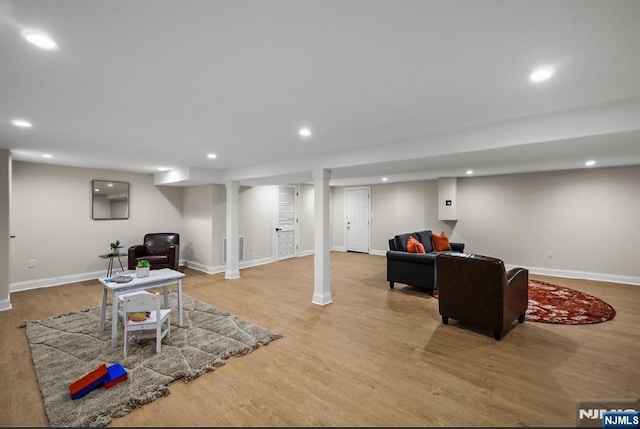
[222,236,244,264]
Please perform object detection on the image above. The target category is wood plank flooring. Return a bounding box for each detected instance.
[1,252,638,427]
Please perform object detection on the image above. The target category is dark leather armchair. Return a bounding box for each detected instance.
[128,233,180,271]
[435,253,528,340]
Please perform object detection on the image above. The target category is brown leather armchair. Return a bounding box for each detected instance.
[128,233,180,271]
[435,253,528,340]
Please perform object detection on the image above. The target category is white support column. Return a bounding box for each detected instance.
[225,180,240,279]
[312,168,333,306]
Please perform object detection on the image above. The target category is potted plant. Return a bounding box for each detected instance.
[136,259,150,278]
[110,240,121,255]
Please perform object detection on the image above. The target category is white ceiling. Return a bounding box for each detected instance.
[1,0,639,186]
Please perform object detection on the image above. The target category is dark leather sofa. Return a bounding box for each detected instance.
[436,252,529,340]
[386,230,464,292]
[128,232,180,271]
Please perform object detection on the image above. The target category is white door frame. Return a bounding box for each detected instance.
[273,184,300,261]
[344,186,371,253]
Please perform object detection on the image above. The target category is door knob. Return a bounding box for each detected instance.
[275,228,282,232]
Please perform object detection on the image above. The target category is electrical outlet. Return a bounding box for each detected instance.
[28,259,36,268]
[547,251,553,258]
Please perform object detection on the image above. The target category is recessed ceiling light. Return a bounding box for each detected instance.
[94,188,100,192]
[298,127,312,138]
[42,153,53,158]
[107,183,113,187]
[585,160,596,166]
[207,153,217,159]
[12,119,32,128]
[466,170,474,175]
[157,166,172,171]
[381,177,388,182]
[21,29,59,50]
[529,66,555,83]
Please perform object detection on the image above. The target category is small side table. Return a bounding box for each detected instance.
[99,252,127,277]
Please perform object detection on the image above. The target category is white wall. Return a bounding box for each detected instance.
[0,150,10,310]
[332,181,451,252]
[9,160,638,295]
[211,185,226,267]
[182,184,276,273]
[370,180,449,252]
[239,185,275,263]
[181,184,226,272]
[330,186,345,250]
[183,185,215,267]
[331,165,640,284]
[10,162,183,290]
[299,184,314,253]
[456,165,640,281]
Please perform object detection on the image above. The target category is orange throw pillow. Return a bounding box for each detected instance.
[431,231,452,251]
[406,236,426,254]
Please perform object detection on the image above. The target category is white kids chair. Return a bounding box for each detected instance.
[121,292,171,357]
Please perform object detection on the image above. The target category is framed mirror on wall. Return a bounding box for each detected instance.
[92,180,129,220]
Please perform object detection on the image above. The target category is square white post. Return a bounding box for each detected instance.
[225,180,240,279]
[312,168,332,305]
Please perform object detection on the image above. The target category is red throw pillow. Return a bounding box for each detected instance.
[431,231,452,251]
[406,236,426,254]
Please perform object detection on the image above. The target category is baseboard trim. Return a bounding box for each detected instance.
[298,250,356,257]
[312,292,333,306]
[0,299,12,312]
[10,256,278,291]
[183,257,275,275]
[10,270,105,293]
[182,260,225,275]
[12,259,190,292]
[504,264,640,286]
[240,257,273,269]
[224,270,240,280]
[11,257,637,294]
[331,246,346,252]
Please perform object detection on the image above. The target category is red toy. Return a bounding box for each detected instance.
[69,364,108,399]
[69,363,128,399]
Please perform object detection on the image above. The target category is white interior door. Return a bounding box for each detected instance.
[275,185,298,261]
[345,187,370,253]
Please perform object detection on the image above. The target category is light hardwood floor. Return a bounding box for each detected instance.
[1,252,639,427]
